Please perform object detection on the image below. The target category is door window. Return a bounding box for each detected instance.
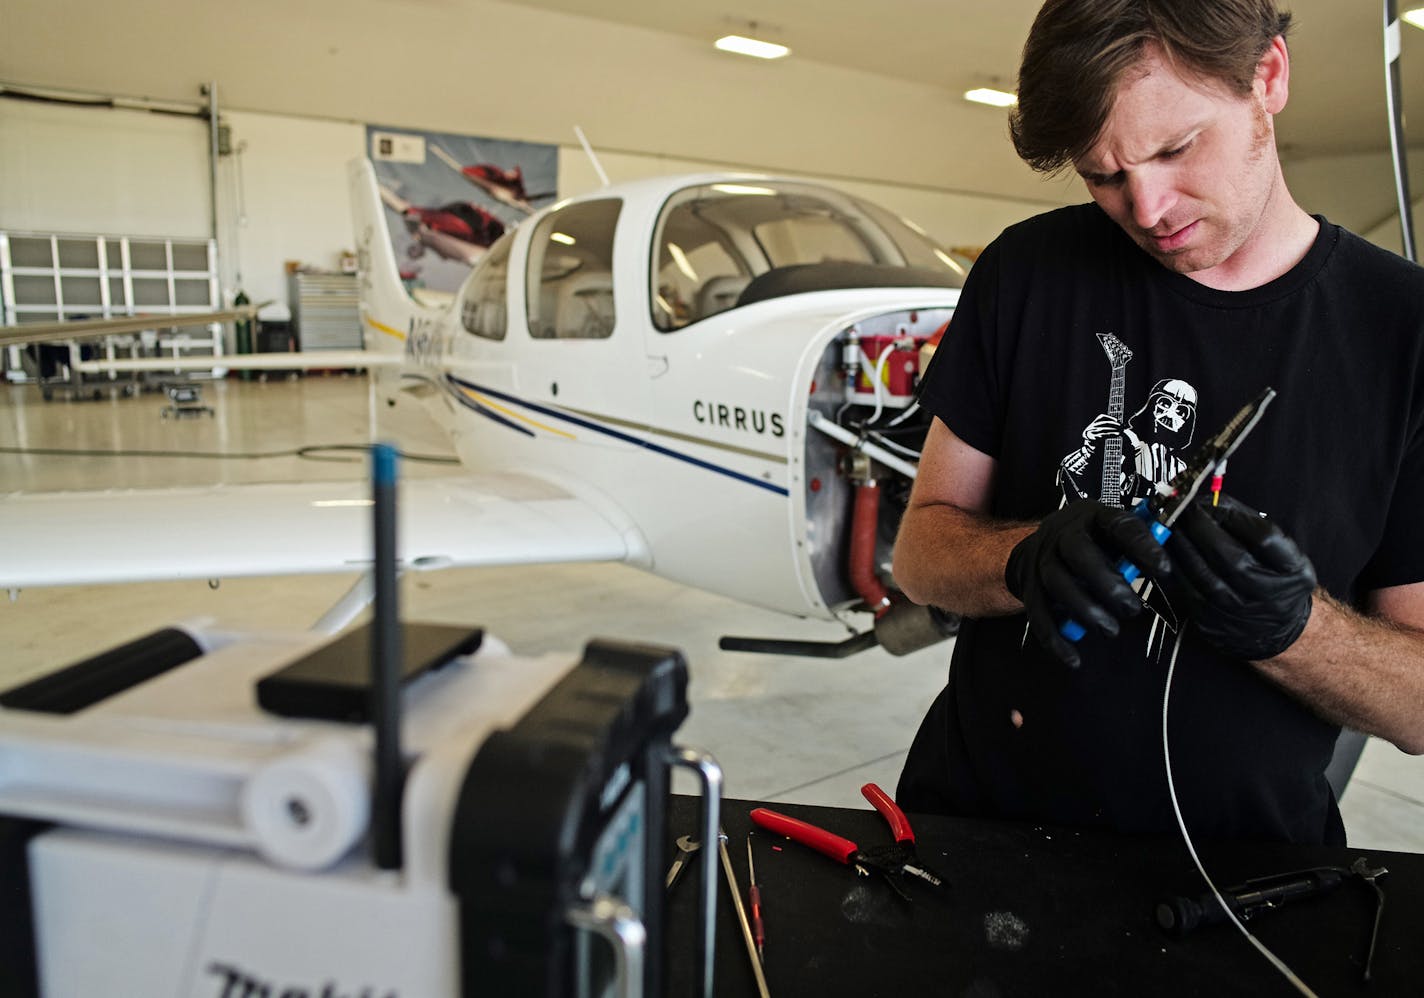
[525,199,622,339]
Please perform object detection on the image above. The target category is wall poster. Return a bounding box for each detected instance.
[365,125,558,295]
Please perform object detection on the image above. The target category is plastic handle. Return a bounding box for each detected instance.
[1059,504,1171,642]
[750,807,858,864]
[861,783,913,845]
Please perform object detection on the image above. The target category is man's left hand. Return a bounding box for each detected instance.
[1166,494,1316,660]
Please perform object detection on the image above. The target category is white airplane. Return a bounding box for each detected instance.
[0,160,966,655]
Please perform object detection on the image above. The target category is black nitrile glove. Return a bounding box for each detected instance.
[1165,494,1316,661]
[1005,500,1173,668]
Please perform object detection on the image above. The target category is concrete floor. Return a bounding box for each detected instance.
[2,374,1421,852]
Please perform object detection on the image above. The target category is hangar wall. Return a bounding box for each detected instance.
[215,111,366,309]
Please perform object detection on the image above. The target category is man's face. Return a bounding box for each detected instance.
[1073,45,1280,281]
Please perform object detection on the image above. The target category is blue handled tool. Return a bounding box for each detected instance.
[1059,387,1277,642]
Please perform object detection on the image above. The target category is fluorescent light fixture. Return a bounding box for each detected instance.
[1404,7,1424,28]
[715,35,790,59]
[550,232,577,245]
[711,183,776,196]
[965,87,1017,108]
[311,499,374,508]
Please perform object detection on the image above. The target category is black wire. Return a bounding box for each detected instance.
[0,444,460,465]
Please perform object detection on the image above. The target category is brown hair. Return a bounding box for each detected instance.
[1008,0,1293,174]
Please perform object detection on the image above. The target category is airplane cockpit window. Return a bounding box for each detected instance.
[651,181,966,333]
[526,199,622,340]
[459,231,514,340]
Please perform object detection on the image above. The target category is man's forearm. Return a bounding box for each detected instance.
[891,502,1034,617]
[1257,591,1424,754]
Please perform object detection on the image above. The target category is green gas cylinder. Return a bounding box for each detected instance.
[234,290,253,382]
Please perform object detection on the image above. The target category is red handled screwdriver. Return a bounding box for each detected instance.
[747,835,766,963]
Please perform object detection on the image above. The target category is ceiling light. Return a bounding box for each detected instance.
[715,35,790,60]
[965,87,1017,108]
[711,183,776,196]
[1404,7,1424,28]
[550,232,577,245]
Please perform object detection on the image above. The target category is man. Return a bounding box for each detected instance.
[893,0,1424,846]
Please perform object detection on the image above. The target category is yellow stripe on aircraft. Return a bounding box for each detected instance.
[456,385,577,440]
[363,316,407,342]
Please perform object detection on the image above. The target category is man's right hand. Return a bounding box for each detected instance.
[1004,500,1172,667]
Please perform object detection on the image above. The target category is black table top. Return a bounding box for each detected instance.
[665,796,1424,997]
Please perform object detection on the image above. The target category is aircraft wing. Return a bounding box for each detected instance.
[0,308,260,347]
[0,473,632,589]
[72,351,405,373]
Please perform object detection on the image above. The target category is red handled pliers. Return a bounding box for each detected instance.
[750,783,944,900]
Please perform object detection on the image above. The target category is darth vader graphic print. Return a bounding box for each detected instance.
[1058,333,1199,510]
[1054,332,1200,656]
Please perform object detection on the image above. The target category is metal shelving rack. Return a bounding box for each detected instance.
[0,231,224,383]
[288,271,362,351]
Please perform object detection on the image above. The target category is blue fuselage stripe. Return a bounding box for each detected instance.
[446,375,789,496]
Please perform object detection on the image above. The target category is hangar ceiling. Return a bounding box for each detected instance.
[502,0,1424,161]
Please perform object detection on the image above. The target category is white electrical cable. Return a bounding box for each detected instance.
[883,398,921,429]
[807,410,918,480]
[866,430,922,460]
[1161,629,1320,998]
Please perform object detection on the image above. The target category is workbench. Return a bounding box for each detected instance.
[666,796,1424,997]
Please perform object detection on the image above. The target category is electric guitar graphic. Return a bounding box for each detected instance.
[1097,332,1133,507]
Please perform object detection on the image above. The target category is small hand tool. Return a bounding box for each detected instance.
[1157,866,1347,936]
[1060,386,1277,641]
[1158,858,1390,982]
[746,835,765,962]
[749,783,944,901]
[1351,857,1388,982]
[665,834,701,890]
[718,830,771,998]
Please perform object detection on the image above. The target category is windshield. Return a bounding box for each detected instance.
[650,181,966,332]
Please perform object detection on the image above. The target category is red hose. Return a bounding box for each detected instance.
[849,482,891,617]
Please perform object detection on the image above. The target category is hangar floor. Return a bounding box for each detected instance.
[2,374,1421,853]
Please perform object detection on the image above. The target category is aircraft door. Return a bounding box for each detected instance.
[516,197,647,448]
[636,194,811,615]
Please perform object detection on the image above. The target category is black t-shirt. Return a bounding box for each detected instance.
[900,203,1424,845]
